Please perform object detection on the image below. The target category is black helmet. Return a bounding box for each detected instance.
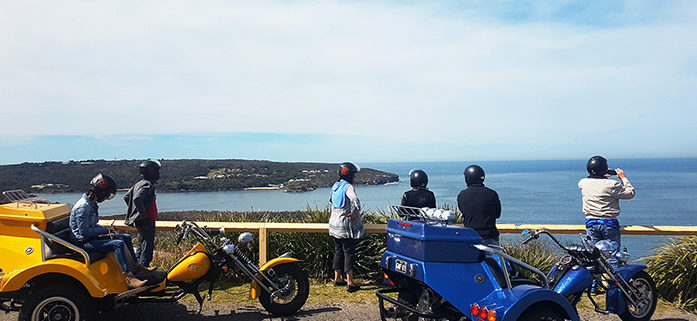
[587,156,608,176]
[464,165,485,186]
[409,169,428,188]
[139,159,161,181]
[338,162,359,182]
[89,174,117,202]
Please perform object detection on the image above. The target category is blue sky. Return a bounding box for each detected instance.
[1,1,696,164]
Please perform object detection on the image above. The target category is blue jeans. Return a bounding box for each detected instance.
[586,223,621,264]
[481,237,500,247]
[82,233,137,274]
[135,219,156,267]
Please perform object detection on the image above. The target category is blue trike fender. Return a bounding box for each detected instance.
[603,264,646,314]
[502,286,580,321]
[615,264,647,281]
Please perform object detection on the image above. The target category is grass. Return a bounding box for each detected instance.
[178,279,378,306]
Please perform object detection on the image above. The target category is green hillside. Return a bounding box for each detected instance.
[0,159,399,193]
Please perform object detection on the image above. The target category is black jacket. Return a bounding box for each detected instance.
[401,188,436,208]
[457,183,501,239]
[123,179,156,226]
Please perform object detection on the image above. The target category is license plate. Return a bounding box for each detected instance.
[395,259,407,274]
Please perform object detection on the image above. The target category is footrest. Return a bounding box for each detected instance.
[135,270,167,286]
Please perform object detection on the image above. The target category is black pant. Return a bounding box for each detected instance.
[135,218,156,267]
[333,238,357,273]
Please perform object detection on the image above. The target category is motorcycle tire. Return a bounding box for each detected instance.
[518,307,565,321]
[258,262,309,316]
[18,284,96,321]
[619,271,657,321]
[401,286,451,321]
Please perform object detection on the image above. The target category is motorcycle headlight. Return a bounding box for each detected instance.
[615,251,630,263]
[238,232,254,244]
[223,244,236,254]
[594,240,615,258]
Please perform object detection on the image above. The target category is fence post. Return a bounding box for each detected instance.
[259,226,268,266]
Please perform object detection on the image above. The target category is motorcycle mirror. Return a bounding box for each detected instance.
[219,227,225,235]
[616,251,630,263]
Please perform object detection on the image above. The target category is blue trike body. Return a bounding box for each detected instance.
[548,257,647,315]
[378,218,580,321]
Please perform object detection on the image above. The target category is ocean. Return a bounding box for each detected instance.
[37,158,697,260]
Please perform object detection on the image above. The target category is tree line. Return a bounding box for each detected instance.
[0,159,399,193]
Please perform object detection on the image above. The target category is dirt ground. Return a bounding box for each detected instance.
[2,302,695,321]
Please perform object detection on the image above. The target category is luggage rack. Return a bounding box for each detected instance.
[2,190,50,206]
[390,205,454,226]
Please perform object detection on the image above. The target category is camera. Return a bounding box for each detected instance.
[607,169,617,176]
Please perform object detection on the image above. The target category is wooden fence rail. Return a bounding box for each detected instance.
[100,220,697,266]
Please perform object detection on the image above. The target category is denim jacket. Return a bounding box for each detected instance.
[69,194,107,242]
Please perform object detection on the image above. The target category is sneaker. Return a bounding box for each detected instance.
[347,284,361,293]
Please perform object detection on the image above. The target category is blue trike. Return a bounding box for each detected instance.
[377,206,579,321]
[376,206,656,321]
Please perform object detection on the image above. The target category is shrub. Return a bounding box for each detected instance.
[267,207,389,282]
[151,207,391,283]
[502,240,560,281]
[645,236,697,312]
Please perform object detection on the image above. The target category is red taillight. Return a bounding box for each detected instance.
[470,303,479,316]
[384,273,394,286]
[479,307,488,319]
[488,309,497,321]
[471,303,496,321]
[397,222,412,227]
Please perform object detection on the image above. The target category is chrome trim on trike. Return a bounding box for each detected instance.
[475,244,549,289]
[376,288,448,321]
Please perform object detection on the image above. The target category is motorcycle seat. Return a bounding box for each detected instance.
[510,277,540,287]
[42,225,109,263]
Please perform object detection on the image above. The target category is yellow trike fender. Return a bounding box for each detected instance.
[249,257,299,299]
[1,255,128,298]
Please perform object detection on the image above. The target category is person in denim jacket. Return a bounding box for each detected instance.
[70,174,148,289]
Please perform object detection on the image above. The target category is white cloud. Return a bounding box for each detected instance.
[1,0,696,158]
